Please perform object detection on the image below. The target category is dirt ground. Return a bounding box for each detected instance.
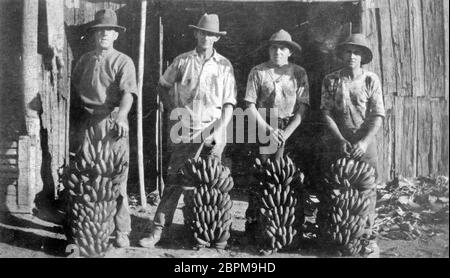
[0,187,448,258]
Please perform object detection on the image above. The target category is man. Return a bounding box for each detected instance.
[71,9,136,248]
[139,13,237,248]
[320,33,385,256]
[244,29,309,241]
[245,29,309,161]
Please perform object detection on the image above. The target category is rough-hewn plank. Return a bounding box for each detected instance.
[389,0,412,96]
[417,98,431,175]
[444,0,449,100]
[361,1,381,77]
[394,96,417,177]
[431,99,449,175]
[423,0,445,98]
[378,0,397,96]
[409,0,425,97]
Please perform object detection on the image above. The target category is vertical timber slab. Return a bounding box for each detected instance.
[423,0,445,98]
[361,0,381,77]
[417,98,431,175]
[389,0,412,97]
[17,136,32,211]
[378,0,397,96]
[394,97,417,177]
[444,0,449,101]
[431,99,449,175]
[409,0,425,97]
[376,93,394,181]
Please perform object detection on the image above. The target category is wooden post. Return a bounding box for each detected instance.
[157,15,165,198]
[137,0,148,208]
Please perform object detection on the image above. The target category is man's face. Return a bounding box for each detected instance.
[269,44,292,67]
[194,30,220,51]
[94,28,119,50]
[342,45,362,69]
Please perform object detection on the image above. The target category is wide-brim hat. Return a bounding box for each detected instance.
[87,9,126,32]
[188,13,227,36]
[336,33,373,64]
[266,29,302,53]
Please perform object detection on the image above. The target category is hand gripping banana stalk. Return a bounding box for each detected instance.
[181,156,234,250]
[250,156,305,254]
[317,157,377,256]
[62,125,128,257]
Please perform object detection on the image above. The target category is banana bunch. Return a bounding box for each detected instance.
[182,156,234,249]
[318,158,376,256]
[63,125,127,257]
[325,157,376,192]
[251,156,305,253]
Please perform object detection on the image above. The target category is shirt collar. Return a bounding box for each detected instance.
[192,48,220,62]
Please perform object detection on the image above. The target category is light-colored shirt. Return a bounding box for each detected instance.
[320,69,385,135]
[160,49,237,139]
[72,49,137,109]
[244,62,309,119]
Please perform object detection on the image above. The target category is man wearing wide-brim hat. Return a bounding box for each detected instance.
[243,29,309,248]
[139,13,237,248]
[320,33,385,257]
[71,8,136,249]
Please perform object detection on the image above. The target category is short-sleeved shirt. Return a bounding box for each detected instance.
[72,49,137,110]
[244,62,310,119]
[160,49,237,139]
[320,69,385,136]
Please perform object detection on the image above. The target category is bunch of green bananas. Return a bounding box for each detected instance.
[251,156,305,253]
[63,126,127,257]
[182,157,234,249]
[318,158,376,256]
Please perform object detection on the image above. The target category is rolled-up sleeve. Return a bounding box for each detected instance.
[118,57,138,96]
[244,68,259,104]
[160,57,180,88]
[368,75,385,118]
[222,66,237,106]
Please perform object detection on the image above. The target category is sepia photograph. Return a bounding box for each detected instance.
[0,0,448,262]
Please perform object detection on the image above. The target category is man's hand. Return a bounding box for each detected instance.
[269,127,285,147]
[350,140,368,159]
[204,129,225,148]
[338,139,353,157]
[113,113,129,138]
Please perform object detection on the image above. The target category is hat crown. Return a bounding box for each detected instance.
[342,33,369,48]
[94,9,118,26]
[196,13,221,33]
[269,29,293,42]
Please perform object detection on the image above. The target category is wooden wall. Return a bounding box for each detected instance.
[362,0,449,180]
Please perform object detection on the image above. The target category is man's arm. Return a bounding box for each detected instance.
[247,102,284,146]
[115,92,134,138]
[283,103,308,141]
[350,116,383,159]
[323,112,352,156]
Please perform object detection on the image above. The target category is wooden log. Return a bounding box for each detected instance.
[417,98,432,175]
[389,0,412,97]
[409,0,425,97]
[0,141,18,149]
[394,96,417,177]
[0,149,18,156]
[0,158,18,165]
[423,0,445,98]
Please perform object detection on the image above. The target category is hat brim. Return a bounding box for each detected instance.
[88,24,126,32]
[188,25,226,36]
[267,40,302,53]
[336,42,373,64]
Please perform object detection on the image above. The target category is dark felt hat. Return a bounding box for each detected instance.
[88,9,126,32]
[336,33,373,64]
[267,29,302,53]
[188,13,227,36]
